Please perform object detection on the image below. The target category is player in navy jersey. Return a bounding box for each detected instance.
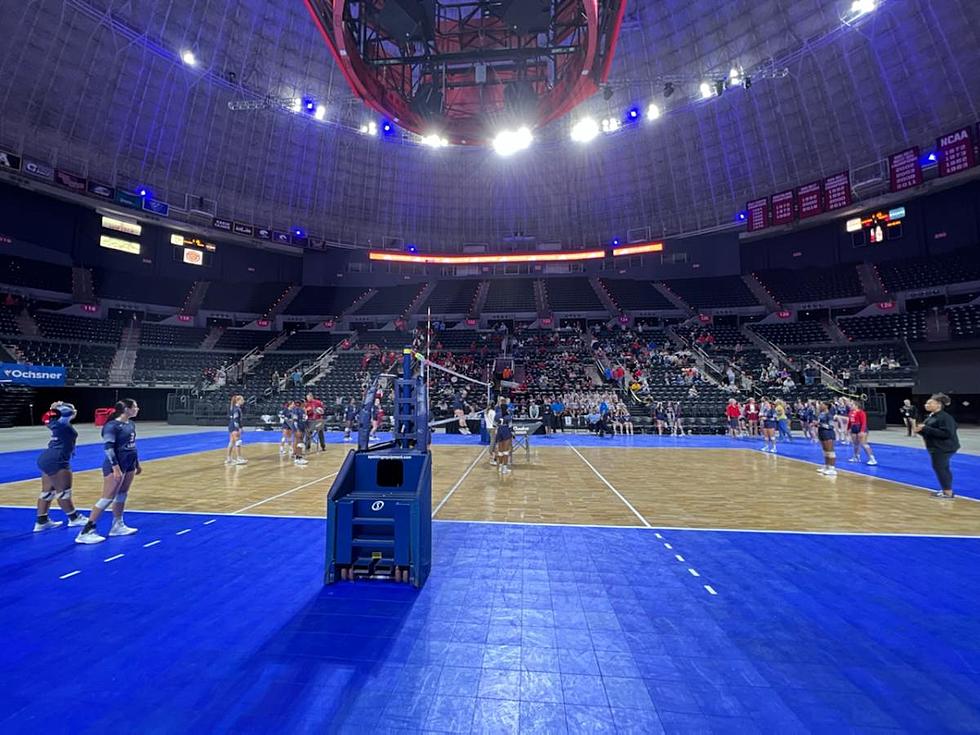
[225,394,247,466]
[833,398,850,445]
[278,401,294,455]
[343,398,358,442]
[760,399,778,453]
[815,402,838,476]
[75,399,141,544]
[291,401,309,465]
[34,401,87,532]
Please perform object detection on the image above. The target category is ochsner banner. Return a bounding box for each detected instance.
[1,363,67,386]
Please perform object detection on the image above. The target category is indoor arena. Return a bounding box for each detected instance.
[2,0,980,733]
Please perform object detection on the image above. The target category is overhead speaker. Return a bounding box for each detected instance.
[377,0,435,41]
[492,0,551,35]
[411,83,444,118]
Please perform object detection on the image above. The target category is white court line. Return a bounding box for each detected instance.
[675,554,685,562]
[664,543,673,550]
[433,448,487,517]
[143,540,161,548]
[688,568,700,577]
[230,472,338,515]
[655,533,663,539]
[59,570,81,579]
[176,529,191,536]
[104,553,124,562]
[566,444,651,528]
[203,519,216,525]
[704,585,717,595]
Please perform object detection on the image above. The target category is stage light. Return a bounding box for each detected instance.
[407,244,417,253]
[729,66,743,86]
[627,107,640,121]
[700,82,714,99]
[138,187,149,197]
[646,103,661,121]
[421,133,448,148]
[570,117,600,143]
[181,50,197,67]
[850,0,876,15]
[927,152,937,163]
[293,228,305,237]
[290,98,303,112]
[382,121,393,133]
[314,104,326,121]
[601,117,621,133]
[736,210,747,221]
[663,82,675,98]
[359,121,378,136]
[303,97,316,113]
[492,126,533,157]
[612,238,620,246]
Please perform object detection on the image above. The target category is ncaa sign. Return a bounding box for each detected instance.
[1,363,67,387]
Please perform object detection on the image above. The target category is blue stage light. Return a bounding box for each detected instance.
[138,187,148,197]
[627,108,639,120]
[736,211,747,221]
[612,238,620,246]
[293,228,305,237]
[303,97,316,113]
[382,121,393,134]
[927,152,937,162]
[407,244,417,253]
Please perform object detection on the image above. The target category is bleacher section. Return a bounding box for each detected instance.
[277,330,349,351]
[35,312,123,344]
[838,312,929,342]
[877,249,980,292]
[801,344,914,377]
[355,284,425,316]
[358,331,416,350]
[544,278,603,311]
[132,349,241,386]
[422,281,480,314]
[284,286,368,316]
[0,255,72,293]
[0,303,21,336]
[17,340,116,384]
[948,304,980,340]
[756,264,862,303]
[751,322,831,346]
[138,322,207,348]
[202,282,288,314]
[600,279,674,311]
[214,329,274,351]
[666,276,759,309]
[484,280,537,312]
[94,269,193,308]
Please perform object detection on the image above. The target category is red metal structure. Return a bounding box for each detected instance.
[304,0,628,144]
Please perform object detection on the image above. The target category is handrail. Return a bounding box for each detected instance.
[903,338,918,369]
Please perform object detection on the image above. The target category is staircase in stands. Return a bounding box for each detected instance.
[72,267,96,304]
[653,282,693,314]
[589,277,619,315]
[741,274,781,311]
[108,322,140,385]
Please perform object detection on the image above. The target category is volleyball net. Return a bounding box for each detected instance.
[413,351,494,428]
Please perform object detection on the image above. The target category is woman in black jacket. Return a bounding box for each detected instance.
[915,393,960,499]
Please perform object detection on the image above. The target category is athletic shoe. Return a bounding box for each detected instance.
[224,459,236,465]
[866,458,878,466]
[758,447,769,453]
[932,491,954,499]
[294,458,309,466]
[817,467,828,475]
[33,519,63,533]
[67,514,88,527]
[824,469,838,477]
[236,458,248,465]
[848,457,859,463]
[279,447,287,455]
[75,529,106,544]
[109,521,138,537]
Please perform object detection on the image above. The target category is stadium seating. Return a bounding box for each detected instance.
[138,322,207,348]
[0,303,21,336]
[600,279,674,311]
[801,344,913,375]
[0,255,72,293]
[284,286,369,316]
[484,280,537,312]
[35,311,123,344]
[421,281,481,314]
[277,330,350,351]
[837,312,929,342]
[202,282,289,314]
[94,269,194,308]
[16,339,116,384]
[544,278,604,311]
[755,264,863,303]
[665,276,759,309]
[214,329,274,351]
[947,304,980,340]
[876,248,980,292]
[132,349,241,386]
[355,284,426,316]
[750,322,831,346]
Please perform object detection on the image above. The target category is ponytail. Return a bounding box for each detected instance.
[110,398,136,421]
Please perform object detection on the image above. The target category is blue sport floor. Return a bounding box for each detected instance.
[2,507,980,733]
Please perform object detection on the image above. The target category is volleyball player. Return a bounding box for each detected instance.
[775,399,792,442]
[833,398,850,444]
[291,401,309,465]
[279,401,294,455]
[225,394,247,465]
[760,399,778,453]
[900,399,916,437]
[815,402,838,476]
[370,398,384,438]
[495,416,513,475]
[33,401,87,532]
[915,393,959,499]
[847,399,878,465]
[744,398,760,437]
[654,402,667,436]
[725,399,741,439]
[305,392,326,451]
[343,398,358,442]
[75,399,141,544]
[672,401,685,436]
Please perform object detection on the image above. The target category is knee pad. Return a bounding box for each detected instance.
[827,452,835,460]
[95,497,113,510]
[115,491,128,505]
[56,487,72,501]
[235,439,243,447]
[39,489,56,502]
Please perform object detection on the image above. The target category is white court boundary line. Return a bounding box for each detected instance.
[566,443,651,528]
[433,448,487,517]
[230,472,338,515]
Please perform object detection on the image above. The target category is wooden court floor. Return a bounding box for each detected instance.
[2,443,978,536]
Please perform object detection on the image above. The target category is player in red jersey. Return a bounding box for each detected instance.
[724,399,742,439]
[304,392,326,452]
[847,399,878,466]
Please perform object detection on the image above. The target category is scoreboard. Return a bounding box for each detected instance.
[171,233,216,267]
[846,206,906,247]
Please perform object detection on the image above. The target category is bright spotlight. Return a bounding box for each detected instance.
[314,105,326,121]
[570,117,600,144]
[180,50,197,67]
[646,103,661,121]
[290,98,303,113]
[700,82,714,99]
[600,117,621,133]
[729,66,743,86]
[493,126,533,157]
[421,133,448,148]
[359,121,378,136]
[850,0,877,15]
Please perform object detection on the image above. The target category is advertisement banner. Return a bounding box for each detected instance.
[23,158,54,181]
[0,149,22,171]
[1,363,66,387]
[115,190,143,209]
[87,180,115,199]
[55,169,87,192]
